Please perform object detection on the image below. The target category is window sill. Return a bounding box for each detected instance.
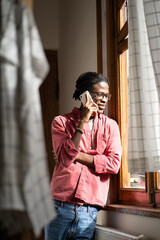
[104,204,160,218]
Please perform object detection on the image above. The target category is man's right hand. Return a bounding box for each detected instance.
[81,91,98,122]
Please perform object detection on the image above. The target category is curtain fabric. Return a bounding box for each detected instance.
[128,0,160,173]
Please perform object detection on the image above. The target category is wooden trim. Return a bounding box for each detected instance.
[119,173,151,207]
[117,0,126,9]
[106,0,120,204]
[104,204,160,218]
[155,173,159,189]
[106,0,117,121]
[117,38,128,53]
[119,50,129,188]
[45,50,59,100]
[118,21,128,43]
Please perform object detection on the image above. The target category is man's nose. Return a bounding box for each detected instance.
[101,96,108,103]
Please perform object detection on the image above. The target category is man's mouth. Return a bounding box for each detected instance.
[98,105,106,111]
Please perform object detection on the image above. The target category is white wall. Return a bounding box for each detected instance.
[34,0,97,114]
[58,0,97,114]
[97,210,160,240]
[34,0,59,50]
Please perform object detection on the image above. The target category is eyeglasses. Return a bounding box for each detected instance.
[90,91,111,100]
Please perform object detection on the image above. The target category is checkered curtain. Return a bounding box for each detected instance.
[127,0,160,173]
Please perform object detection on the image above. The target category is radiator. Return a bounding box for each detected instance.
[95,225,144,240]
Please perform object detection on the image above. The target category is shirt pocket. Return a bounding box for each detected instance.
[97,133,108,153]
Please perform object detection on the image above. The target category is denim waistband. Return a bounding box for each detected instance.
[53,199,100,211]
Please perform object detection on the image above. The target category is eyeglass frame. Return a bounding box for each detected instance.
[89,91,111,100]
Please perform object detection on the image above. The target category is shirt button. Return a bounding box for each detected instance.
[87,133,90,135]
[89,147,92,149]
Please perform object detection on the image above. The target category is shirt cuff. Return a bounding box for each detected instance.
[94,155,107,174]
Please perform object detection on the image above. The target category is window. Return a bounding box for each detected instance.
[97,0,160,208]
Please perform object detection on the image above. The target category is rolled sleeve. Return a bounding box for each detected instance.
[94,153,121,174]
[94,122,122,174]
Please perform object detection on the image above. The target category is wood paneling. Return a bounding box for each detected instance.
[40,50,59,179]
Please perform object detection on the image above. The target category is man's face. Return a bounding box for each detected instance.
[89,81,111,114]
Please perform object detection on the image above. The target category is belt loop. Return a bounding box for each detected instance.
[60,201,63,208]
[75,204,78,212]
[87,205,90,212]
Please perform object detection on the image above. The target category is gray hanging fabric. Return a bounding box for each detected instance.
[0,0,56,236]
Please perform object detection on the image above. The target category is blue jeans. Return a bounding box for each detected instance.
[44,199,98,240]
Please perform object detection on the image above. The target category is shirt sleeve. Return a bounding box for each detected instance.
[51,116,79,168]
[94,121,122,174]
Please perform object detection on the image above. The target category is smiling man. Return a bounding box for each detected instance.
[45,72,122,240]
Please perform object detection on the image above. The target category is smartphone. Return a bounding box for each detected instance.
[80,91,93,105]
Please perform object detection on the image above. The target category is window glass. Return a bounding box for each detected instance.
[126,173,145,189]
[119,44,146,190]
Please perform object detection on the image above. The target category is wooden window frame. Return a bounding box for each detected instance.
[97,0,160,210]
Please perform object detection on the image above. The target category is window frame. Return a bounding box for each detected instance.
[97,0,160,209]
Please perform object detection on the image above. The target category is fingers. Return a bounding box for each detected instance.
[92,101,98,110]
[85,100,98,111]
[91,102,98,116]
[90,105,98,117]
[85,102,98,117]
[85,91,93,104]
[81,95,98,121]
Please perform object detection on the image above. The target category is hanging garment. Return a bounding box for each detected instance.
[0,0,56,236]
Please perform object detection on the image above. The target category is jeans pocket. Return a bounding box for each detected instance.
[54,201,61,214]
[89,208,98,222]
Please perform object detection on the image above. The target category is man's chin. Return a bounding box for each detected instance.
[97,109,104,114]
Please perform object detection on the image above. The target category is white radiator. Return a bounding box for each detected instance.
[95,225,144,240]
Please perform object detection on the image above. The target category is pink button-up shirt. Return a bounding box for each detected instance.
[50,107,121,207]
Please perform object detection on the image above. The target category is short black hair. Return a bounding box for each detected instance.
[73,72,110,100]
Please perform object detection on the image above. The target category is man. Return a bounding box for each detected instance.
[45,72,122,240]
